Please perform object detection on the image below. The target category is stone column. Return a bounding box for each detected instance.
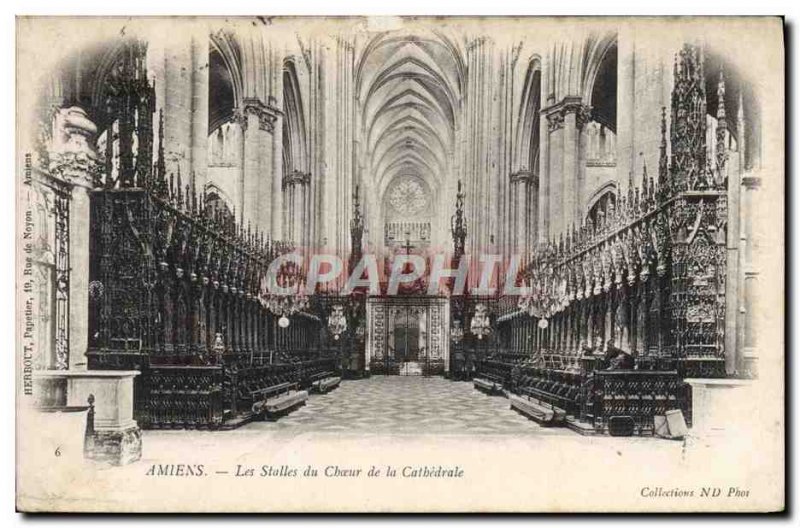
[562,109,578,232]
[239,107,260,226]
[271,112,285,240]
[282,177,290,240]
[293,173,305,245]
[543,98,594,239]
[517,176,527,254]
[616,29,636,191]
[237,98,278,233]
[160,35,209,188]
[50,107,98,370]
[538,106,551,243]
[281,171,310,246]
[162,41,192,176]
[190,37,209,189]
[510,171,532,255]
[576,107,590,221]
[561,100,592,230]
[260,100,280,236]
[545,110,564,237]
[304,175,313,249]
[740,174,761,378]
[527,176,539,252]
[724,134,742,376]
[731,98,760,379]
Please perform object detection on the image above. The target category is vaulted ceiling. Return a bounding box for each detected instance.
[356,33,464,203]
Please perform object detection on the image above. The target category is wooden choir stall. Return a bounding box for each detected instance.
[468,44,736,436]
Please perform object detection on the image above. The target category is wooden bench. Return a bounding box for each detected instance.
[250,381,294,406]
[520,386,574,412]
[308,370,332,386]
[509,393,567,426]
[261,390,308,419]
[312,375,341,394]
[309,370,330,380]
[251,382,307,418]
[473,377,502,395]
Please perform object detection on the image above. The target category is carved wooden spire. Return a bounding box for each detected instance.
[155,109,167,198]
[737,91,746,172]
[715,68,728,188]
[451,179,467,259]
[349,184,364,273]
[658,106,669,200]
[670,43,708,191]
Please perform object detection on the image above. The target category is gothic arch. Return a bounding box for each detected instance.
[282,59,308,175]
[355,30,465,99]
[89,40,135,122]
[43,36,140,134]
[584,37,617,133]
[356,31,464,207]
[582,33,618,104]
[514,56,542,173]
[703,48,760,170]
[586,180,618,212]
[210,31,244,106]
[355,29,465,251]
[208,48,237,133]
[204,182,234,212]
[586,181,618,227]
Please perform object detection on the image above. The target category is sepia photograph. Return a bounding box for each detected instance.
[13,14,785,513]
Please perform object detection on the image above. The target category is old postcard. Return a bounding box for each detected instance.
[15,16,784,513]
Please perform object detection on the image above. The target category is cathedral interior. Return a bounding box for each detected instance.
[25,18,766,463]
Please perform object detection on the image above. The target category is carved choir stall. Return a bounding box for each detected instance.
[85,42,337,429]
[472,44,735,435]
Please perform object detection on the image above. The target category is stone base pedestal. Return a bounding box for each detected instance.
[741,348,758,379]
[86,426,142,466]
[685,378,754,438]
[34,370,141,465]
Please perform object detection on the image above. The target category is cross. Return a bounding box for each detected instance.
[402,231,415,255]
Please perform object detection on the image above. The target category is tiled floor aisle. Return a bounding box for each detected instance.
[248,376,572,436]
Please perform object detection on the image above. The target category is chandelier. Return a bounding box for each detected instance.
[258,257,309,327]
[470,304,492,340]
[451,320,464,344]
[327,305,348,340]
[518,243,562,325]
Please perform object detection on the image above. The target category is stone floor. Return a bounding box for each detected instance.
[84,375,772,513]
[247,375,573,436]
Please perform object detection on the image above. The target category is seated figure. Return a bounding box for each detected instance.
[603,340,635,370]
